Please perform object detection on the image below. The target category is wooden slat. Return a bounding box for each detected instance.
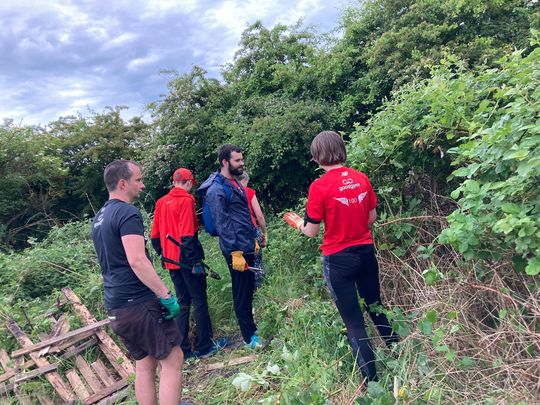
[11,319,110,358]
[39,314,70,357]
[0,359,34,384]
[82,379,128,405]
[0,349,11,371]
[76,356,103,394]
[206,354,257,371]
[96,387,130,405]
[91,360,116,386]
[62,288,134,378]
[13,336,98,385]
[6,319,76,403]
[66,369,90,399]
[53,329,97,354]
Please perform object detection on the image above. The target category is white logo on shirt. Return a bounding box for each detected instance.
[358,192,367,203]
[342,178,354,185]
[341,171,349,176]
[333,197,350,206]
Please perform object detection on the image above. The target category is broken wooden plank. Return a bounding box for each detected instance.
[91,359,116,386]
[82,379,128,405]
[11,319,110,358]
[39,314,70,357]
[9,336,97,388]
[6,319,77,403]
[66,369,90,399]
[0,349,10,371]
[76,355,103,394]
[0,359,35,384]
[95,387,130,405]
[51,329,97,354]
[62,288,134,378]
[206,354,257,371]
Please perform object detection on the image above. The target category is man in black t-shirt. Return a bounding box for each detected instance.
[92,160,184,405]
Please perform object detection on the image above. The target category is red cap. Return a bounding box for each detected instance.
[173,168,197,185]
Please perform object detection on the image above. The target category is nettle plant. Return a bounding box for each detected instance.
[441,34,540,275]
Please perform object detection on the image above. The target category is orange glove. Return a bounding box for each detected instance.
[255,239,261,255]
[283,212,303,230]
[231,251,247,271]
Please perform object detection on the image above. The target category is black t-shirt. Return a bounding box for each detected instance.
[92,199,155,310]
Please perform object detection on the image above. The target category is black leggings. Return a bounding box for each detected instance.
[323,245,398,381]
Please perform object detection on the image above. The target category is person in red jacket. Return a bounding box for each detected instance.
[151,168,226,359]
[283,131,398,382]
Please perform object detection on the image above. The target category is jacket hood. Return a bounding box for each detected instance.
[196,171,219,197]
[168,187,195,200]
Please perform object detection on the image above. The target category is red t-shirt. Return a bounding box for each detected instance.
[306,166,377,255]
[244,186,257,226]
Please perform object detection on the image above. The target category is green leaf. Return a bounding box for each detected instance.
[232,372,253,392]
[453,167,470,177]
[501,203,521,214]
[525,257,540,276]
[460,357,474,368]
[426,309,438,323]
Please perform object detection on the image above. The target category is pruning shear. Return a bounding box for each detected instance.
[164,234,222,280]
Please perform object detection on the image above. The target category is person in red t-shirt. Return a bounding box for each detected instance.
[236,172,267,288]
[151,168,226,360]
[283,131,398,382]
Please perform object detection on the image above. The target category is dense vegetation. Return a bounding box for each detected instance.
[0,0,539,403]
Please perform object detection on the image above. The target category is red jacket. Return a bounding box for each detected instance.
[151,187,200,270]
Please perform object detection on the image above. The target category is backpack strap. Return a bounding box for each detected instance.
[215,175,233,204]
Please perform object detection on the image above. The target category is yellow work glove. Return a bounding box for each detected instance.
[283,212,303,230]
[231,251,247,272]
[255,239,261,255]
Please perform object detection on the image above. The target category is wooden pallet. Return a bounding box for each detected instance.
[1,288,135,404]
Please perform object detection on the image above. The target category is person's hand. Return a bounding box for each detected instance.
[262,232,268,247]
[159,294,179,319]
[192,262,205,275]
[254,239,261,255]
[283,212,303,230]
[231,251,247,272]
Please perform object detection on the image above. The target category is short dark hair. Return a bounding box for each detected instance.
[104,160,139,192]
[218,144,242,167]
[310,131,347,165]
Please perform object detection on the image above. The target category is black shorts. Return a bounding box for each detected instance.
[108,299,182,361]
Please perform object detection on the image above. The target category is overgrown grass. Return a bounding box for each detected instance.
[0,205,538,403]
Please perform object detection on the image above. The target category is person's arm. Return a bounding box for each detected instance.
[283,212,320,237]
[250,195,267,236]
[300,221,320,238]
[122,234,170,298]
[368,208,377,228]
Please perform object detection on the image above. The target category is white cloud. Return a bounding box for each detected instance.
[0,0,342,125]
[127,53,162,71]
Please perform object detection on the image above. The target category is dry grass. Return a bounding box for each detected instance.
[375,212,540,403]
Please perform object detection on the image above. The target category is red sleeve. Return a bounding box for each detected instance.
[306,181,324,223]
[150,199,161,238]
[245,187,256,204]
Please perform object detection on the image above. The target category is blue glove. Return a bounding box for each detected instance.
[192,262,205,275]
[159,294,179,319]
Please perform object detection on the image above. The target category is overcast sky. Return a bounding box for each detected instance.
[0,0,347,126]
